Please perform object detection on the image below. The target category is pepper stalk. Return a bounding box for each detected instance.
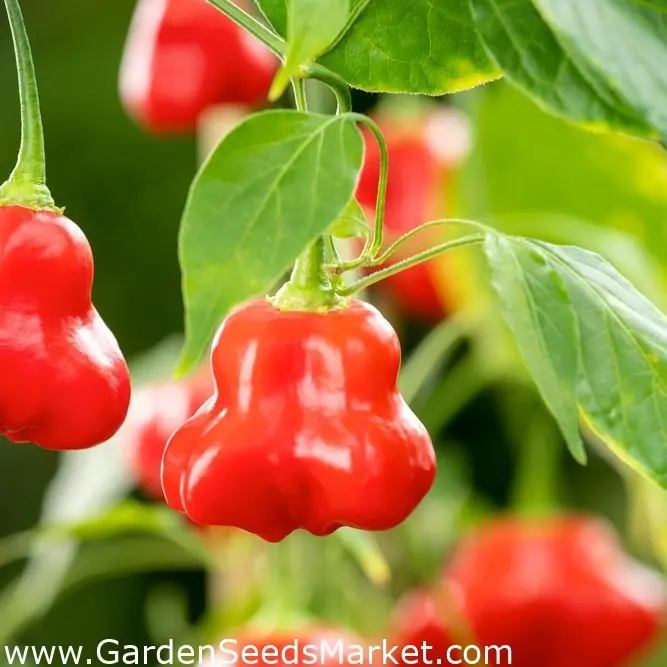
[0,0,56,210]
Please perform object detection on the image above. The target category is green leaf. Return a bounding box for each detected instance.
[0,503,209,571]
[469,0,653,137]
[0,505,209,642]
[485,232,667,485]
[257,0,287,33]
[470,0,667,139]
[328,198,369,238]
[271,0,351,99]
[533,0,667,139]
[62,537,205,594]
[178,110,363,373]
[258,0,500,94]
[494,215,664,305]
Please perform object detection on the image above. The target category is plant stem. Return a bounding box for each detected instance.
[337,217,490,272]
[0,0,55,210]
[272,238,345,311]
[204,0,353,114]
[334,233,485,296]
[271,80,345,311]
[292,77,308,112]
[291,239,328,289]
[305,65,352,114]
[348,113,389,258]
[206,0,285,56]
[511,408,561,516]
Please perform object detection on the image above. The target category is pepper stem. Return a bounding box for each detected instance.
[0,0,56,210]
[272,238,346,311]
[334,233,485,297]
[272,80,346,312]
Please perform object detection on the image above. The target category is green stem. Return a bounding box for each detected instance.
[204,0,353,115]
[337,217,490,273]
[205,0,285,56]
[511,403,561,517]
[0,0,55,210]
[271,80,345,312]
[272,238,345,311]
[323,234,340,264]
[348,113,389,258]
[305,65,352,114]
[292,77,308,112]
[334,233,485,297]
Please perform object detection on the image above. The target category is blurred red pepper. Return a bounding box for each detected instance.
[128,369,211,498]
[201,628,364,667]
[0,206,131,450]
[161,298,435,542]
[356,108,471,322]
[119,0,277,134]
[390,589,457,665]
[441,516,664,667]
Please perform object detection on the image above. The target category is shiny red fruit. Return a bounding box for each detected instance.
[161,299,436,542]
[0,206,131,450]
[119,0,277,134]
[443,516,664,667]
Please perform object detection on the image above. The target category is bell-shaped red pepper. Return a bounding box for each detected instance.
[0,206,131,450]
[356,108,470,322]
[0,0,130,450]
[161,299,436,542]
[128,370,210,499]
[442,516,664,667]
[119,0,277,134]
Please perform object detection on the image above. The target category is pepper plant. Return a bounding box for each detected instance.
[175,0,667,494]
[2,0,667,657]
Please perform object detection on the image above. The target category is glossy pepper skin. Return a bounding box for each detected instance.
[128,370,210,498]
[0,206,131,450]
[119,0,276,134]
[390,589,456,666]
[356,109,469,322]
[162,299,436,542]
[201,628,363,667]
[443,516,664,667]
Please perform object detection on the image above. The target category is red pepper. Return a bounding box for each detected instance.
[441,516,664,667]
[119,0,277,134]
[201,628,363,667]
[356,109,470,321]
[390,589,456,665]
[161,299,436,542]
[128,370,211,498]
[0,206,131,450]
